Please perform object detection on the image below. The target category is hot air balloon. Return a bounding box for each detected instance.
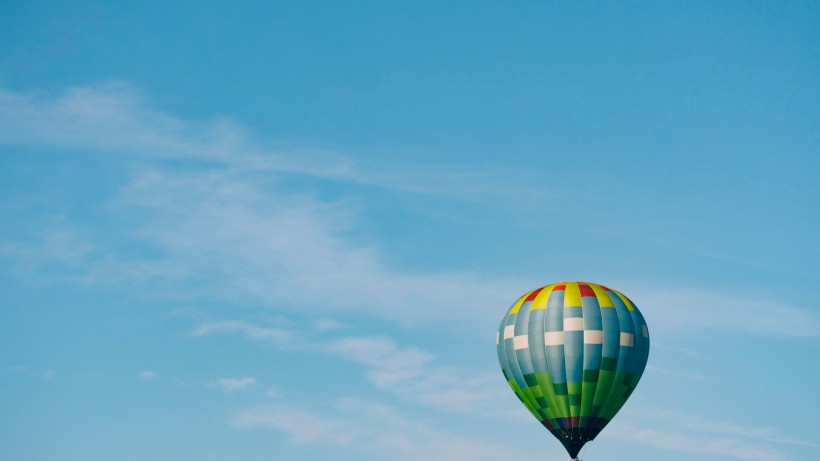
[497,282,649,460]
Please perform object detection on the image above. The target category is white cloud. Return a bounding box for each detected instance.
[234,404,358,445]
[3,85,817,337]
[0,229,96,267]
[208,377,257,393]
[2,79,815,461]
[329,336,506,413]
[312,317,346,331]
[1,82,522,328]
[9,365,56,380]
[652,341,699,357]
[652,410,820,449]
[0,222,190,285]
[3,129,520,328]
[329,336,434,388]
[110,166,519,327]
[194,319,511,415]
[232,399,553,461]
[634,287,820,337]
[0,84,244,163]
[263,385,283,399]
[0,85,544,202]
[137,370,159,381]
[190,320,298,347]
[604,407,820,461]
[645,365,715,382]
[605,423,787,461]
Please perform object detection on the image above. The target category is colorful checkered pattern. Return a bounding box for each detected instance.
[497,282,650,459]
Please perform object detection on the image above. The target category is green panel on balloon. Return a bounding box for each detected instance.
[497,282,649,460]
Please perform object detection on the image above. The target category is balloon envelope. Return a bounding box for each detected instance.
[496,282,649,459]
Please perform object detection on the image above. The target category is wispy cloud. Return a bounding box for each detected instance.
[234,404,359,445]
[2,162,518,329]
[3,84,818,338]
[635,288,820,337]
[137,370,159,381]
[653,410,820,449]
[193,319,510,415]
[9,365,55,380]
[1,84,523,328]
[118,166,520,326]
[232,398,552,461]
[263,385,283,399]
[328,336,434,388]
[312,317,346,332]
[4,83,816,461]
[191,320,298,346]
[0,85,545,202]
[606,408,819,461]
[605,423,787,461]
[645,365,715,382]
[0,224,189,285]
[2,163,521,327]
[208,377,257,393]
[0,228,100,282]
[331,336,505,413]
[0,84,250,163]
[652,341,699,357]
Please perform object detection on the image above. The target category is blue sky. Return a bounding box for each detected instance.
[1,2,819,460]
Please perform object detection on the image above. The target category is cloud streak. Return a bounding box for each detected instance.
[645,365,715,382]
[0,85,545,202]
[192,318,510,415]
[635,288,820,337]
[605,423,788,461]
[1,84,523,327]
[653,410,820,449]
[604,407,819,461]
[191,320,299,346]
[208,377,257,393]
[137,371,159,381]
[9,365,56,380]
[232,398,551,461]
[2,84,818,338]
[1,73,816,461]
[3,162,521,327]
